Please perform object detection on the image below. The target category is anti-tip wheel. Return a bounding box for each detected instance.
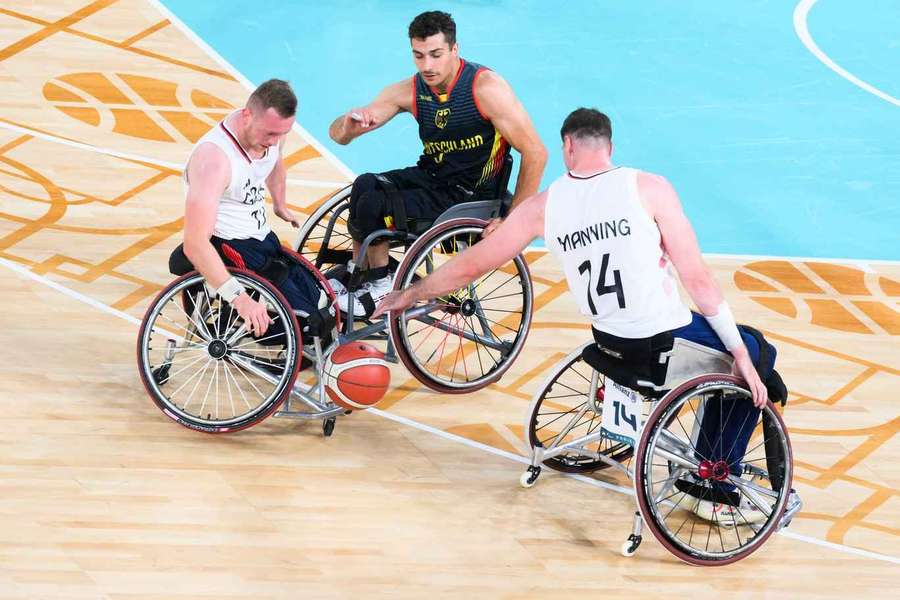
[621,537,641,558]
[519,466,540,488]
[621,535,641,557]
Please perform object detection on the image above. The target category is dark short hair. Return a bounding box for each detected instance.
[248,79,297,118]
[560,108,612,143]
[409,11,456,46]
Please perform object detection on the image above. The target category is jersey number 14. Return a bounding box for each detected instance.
[578,253,626,313]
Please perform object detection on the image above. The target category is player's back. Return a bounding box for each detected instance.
[544,167,691,338]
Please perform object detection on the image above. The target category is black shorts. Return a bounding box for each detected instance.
[347,166,473,240]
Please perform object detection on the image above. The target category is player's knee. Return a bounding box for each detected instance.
[349,174,386,241]
[350,173,380,210]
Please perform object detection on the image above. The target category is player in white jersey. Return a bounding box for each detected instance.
[374,108,787,524]
[182,79,321,337]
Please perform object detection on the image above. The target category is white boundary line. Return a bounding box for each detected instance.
[2,0,896,566]
[3,211,899,567]
[794,0,900,108]
[0,120,347,190]
[148,0,357,182]
[0,257,142,326]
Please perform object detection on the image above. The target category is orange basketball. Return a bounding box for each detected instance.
[323,343,391,410]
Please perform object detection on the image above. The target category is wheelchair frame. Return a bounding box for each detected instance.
[521,339,803,565]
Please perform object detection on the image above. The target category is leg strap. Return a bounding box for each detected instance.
[374,174,408,233]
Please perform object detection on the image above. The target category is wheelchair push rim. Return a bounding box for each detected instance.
[633,374,793,566]
[137,269,302,433]
[389,218,533,393]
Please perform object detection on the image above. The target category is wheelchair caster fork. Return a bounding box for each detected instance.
[621,512,643,557]
[151,339,177,385]
[520,465,541,488]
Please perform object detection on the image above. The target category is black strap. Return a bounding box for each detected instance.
[374,174,408,233]
[348,264,390,291]
[355,292,377,317]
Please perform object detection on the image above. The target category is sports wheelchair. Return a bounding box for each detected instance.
[522,333,802,565]
[137,244,349,436]
[295,156,533,393]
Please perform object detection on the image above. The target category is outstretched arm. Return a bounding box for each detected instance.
[329,78,413,145]
[372,190,548,317]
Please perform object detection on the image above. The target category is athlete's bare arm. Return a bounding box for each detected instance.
[372,190,547,318]
[639,172,767,406]
[329,78,415,145]
[267,139,299,227]
[183,143,233,288]
[183,143,272,336]
[638,172,723,315]
[474,71,547,210]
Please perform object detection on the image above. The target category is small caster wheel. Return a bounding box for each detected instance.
[152,364,171,386]
[322,417,336,437]
[520,465,541,488]
[621,534,641,557]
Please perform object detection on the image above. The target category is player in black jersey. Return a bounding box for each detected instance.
[327,10,546,313]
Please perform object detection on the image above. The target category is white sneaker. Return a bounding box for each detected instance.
[328,277,347,295]
[327,259,355,296]
[336,274,393,315]
[692,496,769,527]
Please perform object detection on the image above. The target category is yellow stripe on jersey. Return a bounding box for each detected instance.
[477,130,507,188]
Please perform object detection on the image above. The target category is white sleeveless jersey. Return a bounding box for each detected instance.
[185,113,278,241]
[544,167,691,338]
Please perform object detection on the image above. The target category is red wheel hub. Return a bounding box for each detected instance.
[697,459,730,481]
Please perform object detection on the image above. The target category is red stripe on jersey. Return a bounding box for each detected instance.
[219,122,251,164]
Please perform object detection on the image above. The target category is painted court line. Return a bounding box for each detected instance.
[2,257,898,565]
[148,0,357,183]
[0,120,348,190]
[4,0,897,565]
[794,0,900,109]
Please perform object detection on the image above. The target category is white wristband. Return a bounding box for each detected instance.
[705,302,743,352]
[216,276,244,303]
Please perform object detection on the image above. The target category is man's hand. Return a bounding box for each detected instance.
[274,203,300,228]
[345,108,376,131]
[371,289,414,319]
[482,217,502,238]
[231,293,274,337]
[731,348,768,409]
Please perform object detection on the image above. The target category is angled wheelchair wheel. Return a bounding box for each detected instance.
[634,374,793,566]
[137,269,302,433]
[295,185,407,282]
[388,218,533,392]
[295,185,354,272]
[525,343,641,473]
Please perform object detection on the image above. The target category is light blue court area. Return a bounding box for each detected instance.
[163,0,900,261]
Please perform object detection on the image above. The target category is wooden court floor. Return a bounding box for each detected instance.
[0,1,897,597]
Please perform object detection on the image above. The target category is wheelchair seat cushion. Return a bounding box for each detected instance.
[581,344,667,398]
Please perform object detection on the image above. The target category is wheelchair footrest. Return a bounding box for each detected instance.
[675,478,740,506]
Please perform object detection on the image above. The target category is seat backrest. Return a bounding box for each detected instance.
[581,338,735,399]
[660,339,732,389]
[431,155,515,228]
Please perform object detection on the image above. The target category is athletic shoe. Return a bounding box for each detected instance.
[692,496,769,527]
[336,274,393,316]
